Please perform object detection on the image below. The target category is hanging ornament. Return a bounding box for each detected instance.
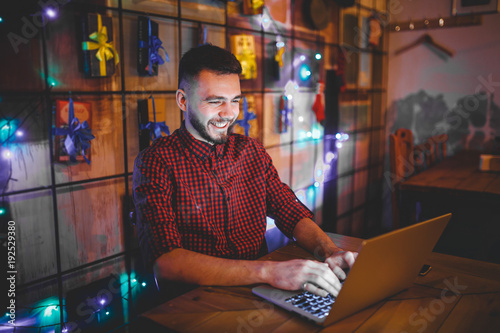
[197,23,208,46]
[272,37,285,81]
[368,14,382,48]
[138,16,169,76]
[279,95,292,133]
[243,0,264,15]
[312,80,325,125]
[336,51,346,93]
[231,34,258,80]
[81,13,119,77]
[138,96,170,151]
[275,39,285,68]
[53,98,95,164]
[235,96,257,137]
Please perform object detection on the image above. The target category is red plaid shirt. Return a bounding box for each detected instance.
[133,123,313,267]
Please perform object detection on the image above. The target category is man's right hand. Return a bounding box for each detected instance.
[262,259,343,297]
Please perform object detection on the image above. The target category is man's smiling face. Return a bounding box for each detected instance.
[178,69,242,145]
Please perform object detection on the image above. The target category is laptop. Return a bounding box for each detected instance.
[252,213,452,326]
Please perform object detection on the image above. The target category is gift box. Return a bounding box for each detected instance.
[230,34,257,80]
[242,0,263,15]
[138,16,160,76]
[138,98,168,151]
[81,13,119,77]
[55,99,92,163]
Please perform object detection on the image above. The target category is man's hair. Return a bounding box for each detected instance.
[178,44,242,89]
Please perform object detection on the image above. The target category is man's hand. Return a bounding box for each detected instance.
[325,251,358,281]
[292,218,359,296]
[263,259,343,297]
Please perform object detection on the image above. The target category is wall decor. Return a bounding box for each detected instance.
[138,96,170,151]
[278,94,292,133]
[81,13,120,77]
[242,0,264,15]
[138,16,168,76]
[452,0,499,15]
[231,34,258,80]
[234,95,258,139]
[54,98,94,163]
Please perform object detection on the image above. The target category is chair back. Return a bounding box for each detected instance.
[389,131,413,230]
[389,130,448,229]
[414,134,448,172]
[389,129,414,182]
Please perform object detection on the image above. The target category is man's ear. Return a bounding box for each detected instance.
[176,89,187,112]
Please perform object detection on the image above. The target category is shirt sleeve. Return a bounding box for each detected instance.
[258,143,314,238]
[132,149,182,268]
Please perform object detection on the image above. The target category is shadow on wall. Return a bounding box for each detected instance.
[389,90,500,154]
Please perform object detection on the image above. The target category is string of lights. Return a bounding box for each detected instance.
[0,275,149,331]
[0,98,43,147]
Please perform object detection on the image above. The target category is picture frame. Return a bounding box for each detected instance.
[452,0,500,16]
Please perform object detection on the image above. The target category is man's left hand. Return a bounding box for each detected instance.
[324,251,358,281]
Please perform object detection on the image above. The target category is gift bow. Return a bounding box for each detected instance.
[236,97,256,137]
[53,98,95,164]
[253,0,264,12]
[275,46,285,68]
[82,14,120,76]
[140,96,170,140]
[139,18,169,75]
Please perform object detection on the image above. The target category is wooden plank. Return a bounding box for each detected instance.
[355,297,458,333]
[319,303,384,333]
[388,284,444,300]
[426,252,500,281]
[438,293,500,333]
[484,176,500,195]
[454,171,497,193]
[413,258,500,294]
[273,317,321,333]
[145,311,222,332]
[187,308,291,333]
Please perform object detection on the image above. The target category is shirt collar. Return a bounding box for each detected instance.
[179,122,226,160]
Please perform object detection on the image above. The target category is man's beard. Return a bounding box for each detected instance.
[187,111,236,145]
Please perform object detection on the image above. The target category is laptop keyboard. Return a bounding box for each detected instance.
[285,291,336,319]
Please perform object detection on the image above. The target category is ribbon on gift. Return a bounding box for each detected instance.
[53,98,95,164]
[275,46,285,68]
[253,0,264,12]
[279,95,292,133]
[82,14,120,76]
[140,96,170,141]
[236,97,256,137]
[139,17,169,75]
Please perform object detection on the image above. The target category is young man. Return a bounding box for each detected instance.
[133,44,356,298]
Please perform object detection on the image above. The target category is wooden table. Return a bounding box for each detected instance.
[141,233,500,332]
[398,150,500,263]
[399,150,500,199]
